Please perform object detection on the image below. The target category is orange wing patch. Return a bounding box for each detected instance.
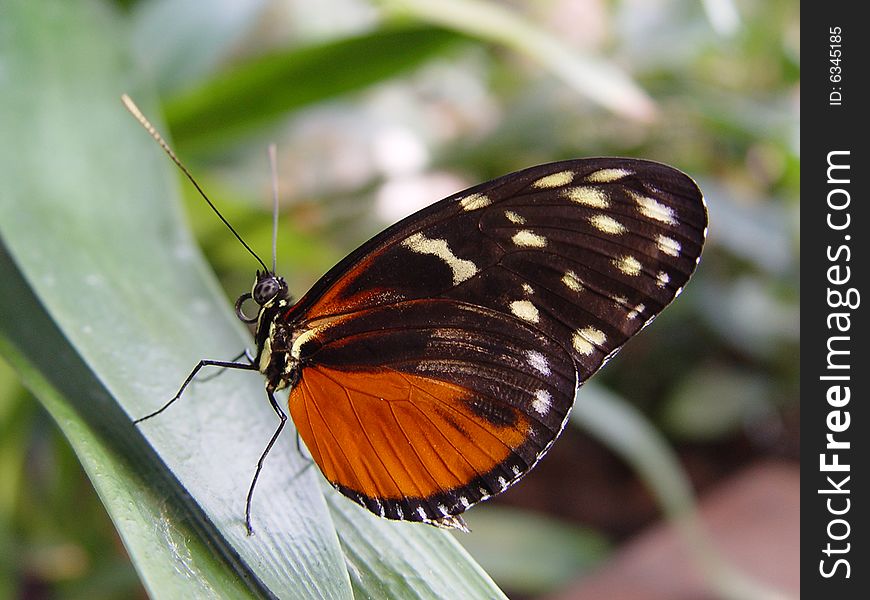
[303,251,398,318]
[289,365,530,502]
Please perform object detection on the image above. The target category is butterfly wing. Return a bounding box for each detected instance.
[284,158,707,527]
[289,298,577,529]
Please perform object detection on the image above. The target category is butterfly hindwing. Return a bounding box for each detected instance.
[289,299,576,525]
[283,158,706,526]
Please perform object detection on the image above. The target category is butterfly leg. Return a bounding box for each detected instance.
[245,388,287,535]
[134,358,258,424]
[195,349,255,383]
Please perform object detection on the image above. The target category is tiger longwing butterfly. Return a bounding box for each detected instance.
[123,95,707,534]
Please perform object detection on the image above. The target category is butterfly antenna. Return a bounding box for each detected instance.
[268,144,279,274]
[121,94,269,273]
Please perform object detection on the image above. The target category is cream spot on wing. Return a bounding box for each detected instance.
[631,191,677,225]
[656,271,671,288]
[459,193,491,211]
[562,270,583,292]
[522,283,534,294]
[563,186,609,208]
[532,170,575,188]
[504,210,526,224]
[532,389,552,415]
[656,235,681,257]
[459,496,470,508]
[586,168,632,183]
[416,506,427,520]
[589,214,627,235]
[512,230,548,247]
[437,503,449,515]
[614,255,643,276]
[572,326,606,356]
[627,303,645,320]
[584,326,607,345]
[402,233,478,285]
[572,336,593,356]
[526,350,551,375]
[509,299,540,323]
[511,465,521,476]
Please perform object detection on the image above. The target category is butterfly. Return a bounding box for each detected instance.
[123,96,707,534]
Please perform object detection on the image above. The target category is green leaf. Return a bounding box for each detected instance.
[0,1,504,598]
[325,487,503,599]
[164,25,466,152]
[0,244,257,599]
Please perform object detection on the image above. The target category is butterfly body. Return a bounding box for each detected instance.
[237,158,707,531]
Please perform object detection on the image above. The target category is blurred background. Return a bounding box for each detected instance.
[1,0,798,598]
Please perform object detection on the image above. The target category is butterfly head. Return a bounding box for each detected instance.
[235,270,291,325]
[252,270,289,306]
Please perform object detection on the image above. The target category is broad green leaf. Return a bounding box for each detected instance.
[0,243,257,600]
[324,486,503,599]
[0,1,504,598]
[0,0,349,597]
[164,25,466,152]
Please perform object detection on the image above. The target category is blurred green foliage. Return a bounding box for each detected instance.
[1,0,798,597]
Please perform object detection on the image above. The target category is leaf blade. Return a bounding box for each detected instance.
[0,1,506,598]
[0,1,352,597]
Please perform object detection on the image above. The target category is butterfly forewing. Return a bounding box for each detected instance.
[283,158,706,527]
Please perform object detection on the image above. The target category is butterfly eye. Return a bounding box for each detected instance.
[252,275,284,305]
